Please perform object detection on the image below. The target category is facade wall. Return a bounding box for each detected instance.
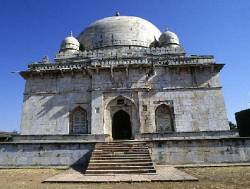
[20,65,229,136]
[138,89,229,133]
[21,75,91,135]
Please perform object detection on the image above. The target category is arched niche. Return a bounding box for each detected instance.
[70,106,88,134]
[155,104,174,132]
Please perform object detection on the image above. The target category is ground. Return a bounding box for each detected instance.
[0,166,249,189]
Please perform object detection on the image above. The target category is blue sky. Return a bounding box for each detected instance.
[0,0,249,132]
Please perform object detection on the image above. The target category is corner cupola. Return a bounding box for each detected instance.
[159,28,180,48]
[60,32,80,53]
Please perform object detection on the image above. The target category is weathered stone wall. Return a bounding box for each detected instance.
[0,138,249,167]
[148,138,250,164]
[0,142,94,167]
[97,66,228,137]
[21,64,229,136]
[139,89,229,133]
[21,74,91,135]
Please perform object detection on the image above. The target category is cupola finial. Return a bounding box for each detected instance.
[164,26,169,32]
[115,11,120,16]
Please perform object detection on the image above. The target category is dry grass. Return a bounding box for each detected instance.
[0,166,250,189]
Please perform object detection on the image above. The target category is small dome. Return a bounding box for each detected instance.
[159,30,180,47]
[60,33,80,53]
[78,16,161,50]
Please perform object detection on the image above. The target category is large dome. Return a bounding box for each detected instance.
[78,15,162,50]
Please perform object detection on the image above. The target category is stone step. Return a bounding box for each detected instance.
[96,149,147,152]
[92,151,149,155]
[91,159,151,162]
[95,145,147,148]
[94,149,148,153]
[95,148,148,152]
[96,145,147,148]
[90,159,152,163]
[91,156,151,160]
[96,144,146,147]
[94,149,148,152]
[87,167,155,171]
[85,169,156,175]
[96,145,147,147]
[95,146,147,149]
[92,154,150,157]
[95,144,147,147]
[92,154,150,158]
[88,162,153,166]
[97,141,146,144]
[93,151,148,154]
[87,165,155,170]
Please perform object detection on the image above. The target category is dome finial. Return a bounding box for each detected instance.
[70,31,73,37]
[115,11,120,16]
[164,26,169,32]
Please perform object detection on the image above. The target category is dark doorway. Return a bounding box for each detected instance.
[112,110,132,140]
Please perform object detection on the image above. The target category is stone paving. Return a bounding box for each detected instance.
[43,165,198,183]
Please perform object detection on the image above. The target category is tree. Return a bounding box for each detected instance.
[228,121,237,131]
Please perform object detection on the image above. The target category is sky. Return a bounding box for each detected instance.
[0,0,250,132]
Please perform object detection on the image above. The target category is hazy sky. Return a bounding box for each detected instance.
[0,0,250,132]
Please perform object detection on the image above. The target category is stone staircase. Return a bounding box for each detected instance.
[85,141,156,175]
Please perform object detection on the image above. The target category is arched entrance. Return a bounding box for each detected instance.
[104,95,139,140]
[112,110,132,140]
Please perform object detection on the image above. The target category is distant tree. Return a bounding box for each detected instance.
[12,130,19,134]
[229,121,238,131]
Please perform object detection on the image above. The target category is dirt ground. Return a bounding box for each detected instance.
[0,166,249,189]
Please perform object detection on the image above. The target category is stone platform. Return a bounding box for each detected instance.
[43,165,198,183]
[0,137,250,167]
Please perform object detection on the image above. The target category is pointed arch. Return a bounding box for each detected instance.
[104,95,139,140]
[70,106,88,134]
[155,104,174,132]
